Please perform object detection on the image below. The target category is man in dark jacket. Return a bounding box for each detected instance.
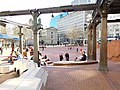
[65,53,69,61]
[80,51,86,61]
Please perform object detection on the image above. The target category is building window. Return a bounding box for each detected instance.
[116,29,119,32]
[51,32,53,34]
[51,35,53,38]
[51,40,53,44]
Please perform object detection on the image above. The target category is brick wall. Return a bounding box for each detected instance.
[107,40,120,61]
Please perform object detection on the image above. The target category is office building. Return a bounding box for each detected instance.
[39,27,58,45]
[57,0,96,44]
[71,0,96,5]
[50,12,68,28]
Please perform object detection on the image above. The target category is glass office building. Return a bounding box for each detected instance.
[50,12,68,28]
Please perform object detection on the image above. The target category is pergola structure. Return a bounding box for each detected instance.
[0,0,119,70]
[0,18,30,54]
[88,0,120,71]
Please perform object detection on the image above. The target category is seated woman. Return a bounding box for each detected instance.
[8,51,22,64]
[80,51,86,61]
[74,51,87,61]
[8,51,15,64]
[40,55,50,66]
[14,52,23,60]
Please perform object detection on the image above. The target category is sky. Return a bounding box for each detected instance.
[0,0,73,28]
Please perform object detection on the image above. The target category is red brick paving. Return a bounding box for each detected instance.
[40,46,120,90]
[43,61,120,90]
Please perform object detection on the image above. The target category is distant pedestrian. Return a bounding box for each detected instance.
[65,53,69,61]
[70,47,72,50]
[30,46,33,51]
[74,57,77,62]
[17,47,20,52]
[59,54,63,61]
[80,48,82,53]
[76,48,78,52]
[42,46,44,51]
[0,47,3,55]
[68,47,69,50]
[42,55,47,59]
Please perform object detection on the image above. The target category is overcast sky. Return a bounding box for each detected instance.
[0,0,73,28]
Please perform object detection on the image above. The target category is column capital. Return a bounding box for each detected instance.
[18,33,24,36]
[33,30,38,34]
[0,23,6,27]
[18,26,23,29]
[30,9,40,18]
[99,2,108,18]
[30,9,41,31]
[101,11,108,18]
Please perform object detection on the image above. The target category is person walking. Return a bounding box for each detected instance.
[80,48,83,54]
[59,54,63,61]
[76,48,78,52]
[0,47,3,55]
[65,53,69,61]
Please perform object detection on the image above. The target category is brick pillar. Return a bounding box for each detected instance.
[87,26,93,60]
[92,25,96,60]
[18,26,23,54]
[31,10,40,67]
[99,2,109,71]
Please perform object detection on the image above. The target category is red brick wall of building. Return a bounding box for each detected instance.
[107,40,120,61]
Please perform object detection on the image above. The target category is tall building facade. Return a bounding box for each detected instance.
[39,27,58,45]
[57,0,96,45]
[96,14,120,42]
[107,23,120,40]
[57,11,86,34]
[107,14,120,40]
[50,12,68,28]
[71,0,96,5]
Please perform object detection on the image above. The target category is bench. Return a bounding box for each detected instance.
[0,67,48,90]
[0,63,15,73]
[9,59,36,74]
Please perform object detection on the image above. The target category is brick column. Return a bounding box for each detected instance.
[87,26,93,60]
[31,10,40,67]
[98,2,109,71]
[92,25,96,60]
[18,26,23,54]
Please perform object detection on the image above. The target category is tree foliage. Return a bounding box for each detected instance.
[12,25,19,36]
[0,25,7,34]
[23,27,33,40]
[67,27,80,39]
[66,26,88,44]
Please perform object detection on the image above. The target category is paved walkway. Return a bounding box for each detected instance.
[39,46,120,90]
[0,46,120,90]
[43,60,120,90]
